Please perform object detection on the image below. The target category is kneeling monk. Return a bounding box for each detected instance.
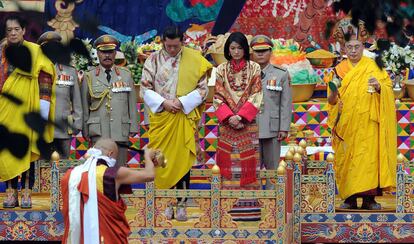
[61,138,157,243]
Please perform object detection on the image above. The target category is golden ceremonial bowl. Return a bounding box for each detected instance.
[153,149,167,168]
[291,84,316,102]
[394,86,406,99]
[307,57,335,68]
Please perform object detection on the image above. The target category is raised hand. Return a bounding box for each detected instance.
[368,76,381,92]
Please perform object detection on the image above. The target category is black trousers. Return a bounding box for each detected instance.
[7,163,35,190]
[174,171,191,203]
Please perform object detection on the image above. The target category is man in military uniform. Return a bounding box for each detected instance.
[81,34,138,165]
[251,35,292,189]
[37,31,83,159]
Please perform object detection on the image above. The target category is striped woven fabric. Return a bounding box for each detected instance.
[220,127,261,221]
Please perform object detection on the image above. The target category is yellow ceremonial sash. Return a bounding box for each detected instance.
[334,59,351,80]
[177,47,212,123]
[0,41,56,181]
[148,47,212,189]
[176,47,211,95]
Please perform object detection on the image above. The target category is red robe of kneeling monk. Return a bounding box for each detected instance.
[61,163,131,244]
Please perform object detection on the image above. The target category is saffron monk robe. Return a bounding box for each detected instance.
[327,24,397,210]
[61,138,158,243]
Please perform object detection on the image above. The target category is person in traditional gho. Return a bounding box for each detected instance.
[328,23,397,210]
[214,32,263,221]
[0,15,56,209]
[37,31,83,159]
[81,34,138,166]
[250,35,292,190]
[61,138,157,244]
[140,26,212,221]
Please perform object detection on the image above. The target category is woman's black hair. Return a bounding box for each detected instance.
[223,32,250,61]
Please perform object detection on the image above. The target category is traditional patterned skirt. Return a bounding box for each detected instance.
[218,123,261,221]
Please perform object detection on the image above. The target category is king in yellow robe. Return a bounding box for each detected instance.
[328,56,397,203]
[141,46,212,189]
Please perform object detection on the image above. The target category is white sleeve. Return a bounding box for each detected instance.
[143,90,166,113]
[207,67,217,86]
[40,99,50,120]
[178,90,203,115]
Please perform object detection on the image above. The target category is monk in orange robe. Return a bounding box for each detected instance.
[61,138,157,243]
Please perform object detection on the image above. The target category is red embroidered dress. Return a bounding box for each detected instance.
[214,60,263,221]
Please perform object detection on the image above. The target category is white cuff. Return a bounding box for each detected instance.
[143,90,166,113]
[178,90,203,115]
[40,99,50,120]
[207,67,217,86]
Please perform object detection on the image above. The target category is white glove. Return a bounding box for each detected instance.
[39,99,50,120]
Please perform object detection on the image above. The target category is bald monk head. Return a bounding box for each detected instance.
[94,138,119,159]
[61,138,156,244]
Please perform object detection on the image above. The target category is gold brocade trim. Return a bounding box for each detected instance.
[194,198,211,228]
[301,183,327,212]
[220,198,238,228]
[258,199,276,229]
[154,198,173,228]
[40,168,51,192]
[403,183,414,213]
[128,198,146,228]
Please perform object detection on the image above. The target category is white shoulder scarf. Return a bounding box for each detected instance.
[66,148,116,244]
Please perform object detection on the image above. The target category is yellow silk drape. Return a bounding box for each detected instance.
[148,47,212,189]
[0,41,56,181]
[328,57,397,199]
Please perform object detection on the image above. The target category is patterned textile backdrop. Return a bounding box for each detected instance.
[4,1,389,48]
[231,0,337,49]
[44,0,223,40]
[226,0,387,49]
[43,0,340,48]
